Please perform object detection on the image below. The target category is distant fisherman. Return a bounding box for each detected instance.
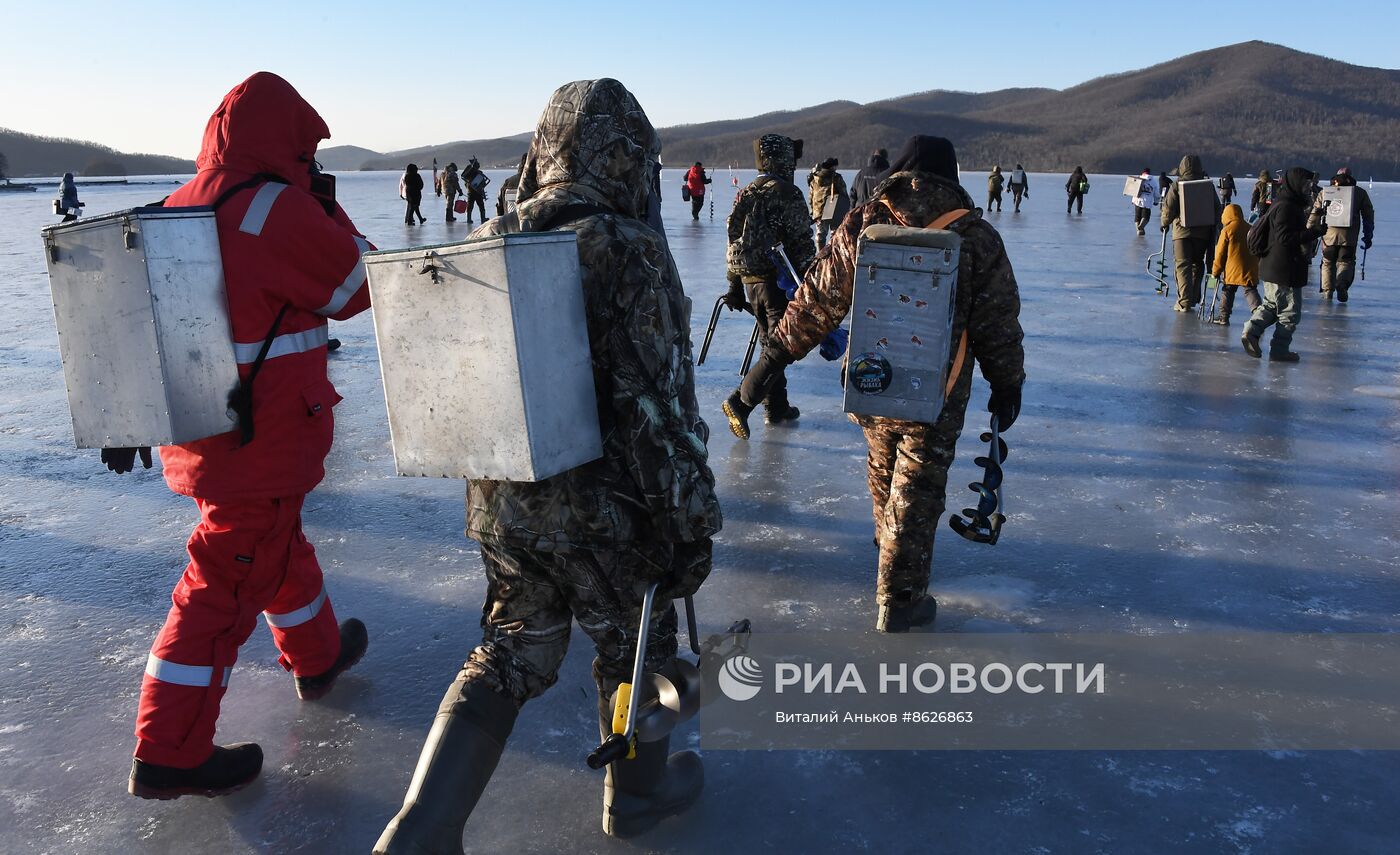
[1131,167,1155,235]
[1160,154,1221,312]
[1315,166,1374,302]
[1007,163,1029,212]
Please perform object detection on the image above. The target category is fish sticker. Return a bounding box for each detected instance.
[865,309,878,319]
[911,334,923,346]
[914,300,928,309]
[898,294,911,303]
[876,337,889,349]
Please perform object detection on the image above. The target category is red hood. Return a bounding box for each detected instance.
[195,72,329,190]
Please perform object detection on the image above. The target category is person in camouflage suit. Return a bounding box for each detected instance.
[376,79,722,854]
[725,136,1024,633]
[719,134,818,431]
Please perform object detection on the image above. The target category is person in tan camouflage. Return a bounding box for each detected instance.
[725,135,1024,633]
[808,157,850,249]
[375,78,722,854]
[720,133,818,431]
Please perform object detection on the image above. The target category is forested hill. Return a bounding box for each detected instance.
[662,41,1400,178]
[0,128,194,177]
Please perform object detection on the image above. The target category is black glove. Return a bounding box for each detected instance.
[1362,236,1372,250]
[102,446,153,474]
[722,280,749,312]
[988,386,1021,431]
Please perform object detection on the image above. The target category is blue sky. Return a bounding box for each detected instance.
[3,0,1395,157]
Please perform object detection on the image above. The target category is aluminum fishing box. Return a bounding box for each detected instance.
[843,224,959,422]
[41,206,238,449]
[1123,176,1145,197]
[1177,179,1217,227]
[1320,185,1355,228]
[365,231,602,482]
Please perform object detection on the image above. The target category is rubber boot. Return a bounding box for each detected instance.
[764,401,801,426]
[295,618,369,701]
[876,594,938,633]
[601,718,704,838]
[129,742,263,800]
[374,679,519,855]
[1268,350,1300,363]
[722,392,753,440]
[1241,333,1262,358]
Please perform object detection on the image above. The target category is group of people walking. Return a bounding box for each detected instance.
[1144,153,1376,362]
[101,72,1026,855]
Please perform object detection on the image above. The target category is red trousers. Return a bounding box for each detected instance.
[134,496,341,768]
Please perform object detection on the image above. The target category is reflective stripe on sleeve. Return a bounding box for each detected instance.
[317,255,367,317]
[145,654,231,688]
[232,324,328,364]
[238,183,288,236]
[264,586,328,629]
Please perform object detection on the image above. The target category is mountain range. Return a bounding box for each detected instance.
[321,41,1400,179]
[5,42,1398,179]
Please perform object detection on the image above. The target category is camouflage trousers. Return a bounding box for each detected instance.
[458,538,712,712]
[852,377,970,605]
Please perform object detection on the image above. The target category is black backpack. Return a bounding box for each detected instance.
[1247,205,1275,258]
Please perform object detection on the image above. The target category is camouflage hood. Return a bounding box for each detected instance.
[754,134,802,182]
[515,79,660,227]
[871,170,979,227]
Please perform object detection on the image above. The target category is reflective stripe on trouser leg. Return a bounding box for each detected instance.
[134,496,319,768]
[262,523,340,677]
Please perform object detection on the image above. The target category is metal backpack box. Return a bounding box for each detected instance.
[40,206,238,448]
[365,231,602,482]
[1320,185,1355,228]
[1123,176,1145,197]
[843,224,960,422]
[1177,179,1217,227]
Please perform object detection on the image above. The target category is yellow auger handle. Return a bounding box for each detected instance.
[611,682,637,760]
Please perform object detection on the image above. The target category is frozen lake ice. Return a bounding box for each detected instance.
[2,168,1398,853]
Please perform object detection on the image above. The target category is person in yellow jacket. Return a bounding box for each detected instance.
[1209,203,1261,326]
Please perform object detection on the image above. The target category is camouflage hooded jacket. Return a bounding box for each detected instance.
[467,79,721,548]
[727,134,818,281]
[772,171,1025,407]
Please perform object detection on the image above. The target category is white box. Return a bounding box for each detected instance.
[41,206,238,448]
[843,225,959,422]
[1320,186,1354,228]
[365,232,602,482]
[1123,176,1145,197]
[1178,179,1217,228]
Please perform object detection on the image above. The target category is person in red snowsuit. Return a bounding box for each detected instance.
[114,72,373,800]
[684,161,711,220]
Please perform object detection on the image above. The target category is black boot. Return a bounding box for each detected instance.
[764,402,801,425]
[876,594,937,633]
[1241,333,1262,358]
[295,618,369,701]
[601,723,704,838]
[374,679,519,855]
[129,742,263,800]
[722,392,753,440]
[1269,350,1301,363]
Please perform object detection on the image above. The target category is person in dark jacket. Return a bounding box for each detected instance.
[1007,164,1029,212]
[1218,172,1236,206]
[987,165,1005,212]
[463,157,489,223]
[1241,167,1327,362]
[1065,167,1088,214]
[1160,154,1221,311]
[58,172,81,221]
[1157,171,1172,204]
[400,164,426,224]
[441,162,463,222]
[850,148,889,206]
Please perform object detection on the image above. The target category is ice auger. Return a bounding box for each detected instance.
[587,586,751,769]
[949,413,1007,545]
